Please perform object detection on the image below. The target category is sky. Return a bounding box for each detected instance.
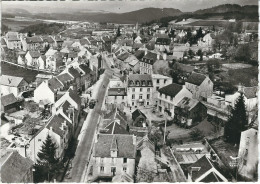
[2,0,258,14]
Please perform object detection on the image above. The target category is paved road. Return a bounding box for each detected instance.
[67,53,114,182]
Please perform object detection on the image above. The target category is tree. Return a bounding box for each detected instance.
[196,27,203,39]
[188,49,194,59]
[189,128,203,141]
[224,93,248,144]
[235,44,251,62]
[34,134,62,182]
[28,31,32,37]
[116,27,121,37]
[197,49,203,61]
[132,32,137,42]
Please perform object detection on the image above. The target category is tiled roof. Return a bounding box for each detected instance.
[101,121,129,135]
[79,64,92,74]
[56,73,74,85]
[200,172,222,182]
[117,52,130,61]
[39,55,46,62]
[158,83,183,97]
[41,36,55,43]
[1,38,7,45]
[0,75,26,87]
[176,97,199,111]
[68,88,81,105]
[133,43,144,49]
[142,52,157,64]
[155,38,171,45]
[186,72,207,86]
[1,151,34,183]
[128,74,153,87]
[134,50,145,60]
[48,77,64,92]
[145,41,155,50]
[6,34,20,41]
[28,51,41,58]
[94,134,136,158]
[45,48,58,56]
[46,114,71,137]
[68,67,81,78]
[80,39,91,45]
[53,36,63,42]
[108,88,127,96]
[104,107,127,127]
[132,109,146,121]
[26,36,43,43]
[1,93,18,107]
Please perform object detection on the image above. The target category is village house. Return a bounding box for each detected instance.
[187,155,228,182]
[27,113,72,163]
[106,87,127,106]
[56,72,74,90]
[185,72,213,100]
[21,36,44,51]
[174,97,207,127]
[25,51,41,67]
[157,83,192,119]
[92,134,137,180]
[36,55,47,69]
[238,122,258,181]
[127,74,153,107]
[17,54,26,66]
[132,109,148,127]
[52,36,64,48]
[45,47,58,58]
[0,75,29,97]
[140,51,158,75]
[155,37,171,52]
[1,151,34,183]
[225,86,258,112]
[1,93,22,113]
[99,120,129,135]
[102,107,128,129]
[35,74,53,87]
[41,36,56,49]
[152,74,172,105]
[46,52,64,71]
[34,77,64,104]
[4,32,22,50]
[198,33,216,47]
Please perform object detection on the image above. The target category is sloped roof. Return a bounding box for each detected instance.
[132,109,146,121]
[28,51,41,58]
[6,34,20,41]
[1,38,7,45]
[1,93,18,107]
[46,114,71,137]
[145,40,155,50]
[56,73,74,85]
[134,50,145,60]
[176,97,200,111]
[1,151,34,183]
[200,172,222,182]
[128,74,152,83]
[26,36,43,43]
[186,72,207,86]
[39,55,46,62]
[143,52,157,63]
[41,36,55,43]
[68,88,81,105]
[155,38,171,45]
[158,83,183,97]
[0,75,26,87]
[128,59,139,67]
[48,77,64,92]
[79,64,92,74]
[104,107,127,126]
[80,39,91,45]
[133,43,144,49]
[68,67,81,78]
[117,52,130,61]
[102,121,129,135]
[94,134,136,158]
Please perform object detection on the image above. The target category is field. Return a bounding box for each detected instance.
[188,20,230,27]
[222,63,253,70]
[1,62,51,83]
[2,18,42,32]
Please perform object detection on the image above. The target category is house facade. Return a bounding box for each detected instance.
[127,74,153,107]
[152,74,172,105]
[185,72,213,100]
[140,52,158,75]
[157,83,192,119]
[92,134,136,180]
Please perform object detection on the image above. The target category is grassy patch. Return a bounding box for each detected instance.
[227,66,258,87]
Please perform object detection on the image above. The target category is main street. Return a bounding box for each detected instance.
[66,52,115,182]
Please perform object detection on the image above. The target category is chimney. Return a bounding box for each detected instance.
[145,49,148,56]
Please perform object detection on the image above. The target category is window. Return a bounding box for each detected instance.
[123,158,127,163]
[171,97,173,101]
[147,88,150,92]
[132,94,135,99]
[147,102,149,105]
[140,88,143,92]
[115,96,117,100]
[132,102,135,106]
[147,94,150,99]
[165,95,167,99]
[38,139,41,142]
[164,79,167,84]
[160,93,162,97]
[157,79,160,84]
[139,95,143,99]
[156,87,159,91]
[100,158,104,163]
[132,88,135,92]
[100,166,104,172]
[112,158,115,164]
[122,96,124,99]
[123,167,127,172]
